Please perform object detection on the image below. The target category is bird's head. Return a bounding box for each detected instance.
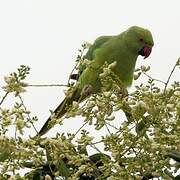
[124,26,154,59]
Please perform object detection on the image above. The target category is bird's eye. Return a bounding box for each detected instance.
[139,38,144,42]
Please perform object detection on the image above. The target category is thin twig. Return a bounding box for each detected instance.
[120,136,139,158]
[106,122,119,130]
[163,59,179,94]
[67,46,86,85]
[116,123,136,137]
[89,143,102,153]
[142,72,166,84]
[90,140,102,145]
[18,95,38,133]
[0,92,9,107]
[27,84,68,87]
[15,126,17,140]
[74,121,88,136]
[67,62,79,85]
[105,123,112,135]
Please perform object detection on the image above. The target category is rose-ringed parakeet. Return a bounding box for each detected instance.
[38,26,154,136]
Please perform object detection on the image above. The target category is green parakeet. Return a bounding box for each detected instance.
[38,26,154,136]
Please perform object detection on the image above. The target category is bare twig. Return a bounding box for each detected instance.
[74,121,88,136]
[15,127,17,139]
[163,59,179,94]
[105,123,112,135]
[90,140,102,145]
[142,72,166,84]
[27,84,67,87]
[89,143,102,153]
[0,92,9,107]
[106,122,119,130]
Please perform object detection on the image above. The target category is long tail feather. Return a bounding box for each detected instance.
[38,87,81,136]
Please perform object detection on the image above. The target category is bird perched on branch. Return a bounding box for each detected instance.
[37,26,154,136]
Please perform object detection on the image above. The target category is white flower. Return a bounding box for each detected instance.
[103,91,112,98]
[72,101,79,109]
[134,72,141,80]
[45,175,52,180]
[141,65,147,71]
[108,61,117,69]
[106,115,115,121]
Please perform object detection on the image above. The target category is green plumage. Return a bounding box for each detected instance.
[38,26,154,136]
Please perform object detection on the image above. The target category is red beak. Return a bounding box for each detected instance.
[139,46,152,59]
[143,46,152,59]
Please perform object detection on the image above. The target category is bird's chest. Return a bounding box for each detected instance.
[100,49,137,86]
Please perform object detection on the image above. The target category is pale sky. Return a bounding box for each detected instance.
[0,0,179,138]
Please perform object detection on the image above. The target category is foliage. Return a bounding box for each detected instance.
[0,49,179,179]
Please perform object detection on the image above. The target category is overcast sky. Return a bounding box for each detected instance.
[0,0,179,138]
